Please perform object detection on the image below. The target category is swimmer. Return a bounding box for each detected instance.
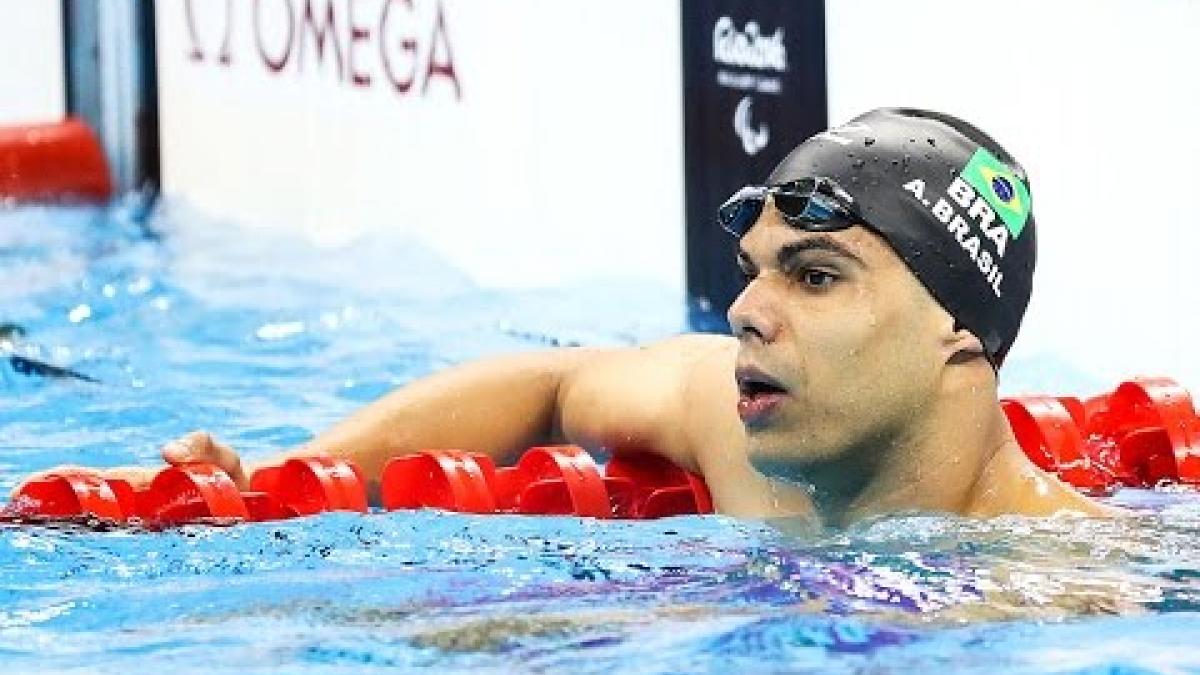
[17,108,1114,525]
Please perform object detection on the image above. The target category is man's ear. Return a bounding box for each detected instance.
[942,320,986,364]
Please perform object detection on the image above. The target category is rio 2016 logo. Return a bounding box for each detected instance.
[183,0,462,100]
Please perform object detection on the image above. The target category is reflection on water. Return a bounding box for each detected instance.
[1,203,1199,673]
[1,505,1199,672]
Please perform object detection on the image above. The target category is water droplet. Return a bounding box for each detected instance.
[927,137,937,147]
[852,159,865,169]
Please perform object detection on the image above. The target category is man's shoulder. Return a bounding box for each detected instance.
[639,333,737,359]
[571,333,736,397]
[967,442,1122,518]
[556,333,741,469]
[636,334,740,398]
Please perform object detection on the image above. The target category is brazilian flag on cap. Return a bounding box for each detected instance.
[960,147,1031,238]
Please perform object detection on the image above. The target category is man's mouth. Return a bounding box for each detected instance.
[736,367,789,426]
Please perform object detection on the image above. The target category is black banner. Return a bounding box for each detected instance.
[681,0,827,329]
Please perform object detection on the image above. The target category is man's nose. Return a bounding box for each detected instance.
[727,281,781,344]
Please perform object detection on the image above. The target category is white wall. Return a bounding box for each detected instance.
[827,0,1200,393]
[156,0,1200,392]
[0,1,65,125]
[156,0,685,290]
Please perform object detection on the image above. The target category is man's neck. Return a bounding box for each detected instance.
[797,373,1009,526]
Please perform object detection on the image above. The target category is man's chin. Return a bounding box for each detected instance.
[745,430,844,483]
[746,432,806,479]
[748,455,812,486]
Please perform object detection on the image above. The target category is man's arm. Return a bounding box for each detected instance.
[274,335,741,493]
[16,337,731,490]
[12,347,603,500]
[14,334,817,517]
[170,348,607,501]
[289,348,609,495]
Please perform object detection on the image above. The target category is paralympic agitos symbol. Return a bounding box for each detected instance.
[183,0,462,100]
[733,96,769,156]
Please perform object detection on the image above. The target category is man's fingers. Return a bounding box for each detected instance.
[160,431,248,489]
[161,431,207,463]
[161,431,226,465]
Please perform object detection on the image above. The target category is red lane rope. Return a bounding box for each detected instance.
[7,446,715,527]
[1003,376,1200,491]
[9,376,1200,527]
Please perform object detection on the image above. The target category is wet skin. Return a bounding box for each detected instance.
[15,203,1112,524]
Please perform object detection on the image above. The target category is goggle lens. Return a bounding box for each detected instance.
[717,178,856,238]
[717,186,767,238]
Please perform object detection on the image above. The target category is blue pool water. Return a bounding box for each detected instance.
[2,202,1200,673]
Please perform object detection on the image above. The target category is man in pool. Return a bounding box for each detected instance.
[24,108,1108,524]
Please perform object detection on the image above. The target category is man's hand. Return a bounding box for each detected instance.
[9,430,249,499]
[9,463,158,498]
[160,431,249,490]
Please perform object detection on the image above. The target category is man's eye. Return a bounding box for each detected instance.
[799,269,837,288]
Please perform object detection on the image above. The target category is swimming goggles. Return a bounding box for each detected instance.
[718,177,860,238]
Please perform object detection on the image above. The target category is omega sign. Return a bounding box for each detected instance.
[183,0,461,99]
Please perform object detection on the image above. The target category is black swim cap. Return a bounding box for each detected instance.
[768,108,1036,365]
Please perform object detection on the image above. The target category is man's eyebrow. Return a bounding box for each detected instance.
[776,235,866,268]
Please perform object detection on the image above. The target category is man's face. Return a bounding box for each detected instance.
[728,201,953,476]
